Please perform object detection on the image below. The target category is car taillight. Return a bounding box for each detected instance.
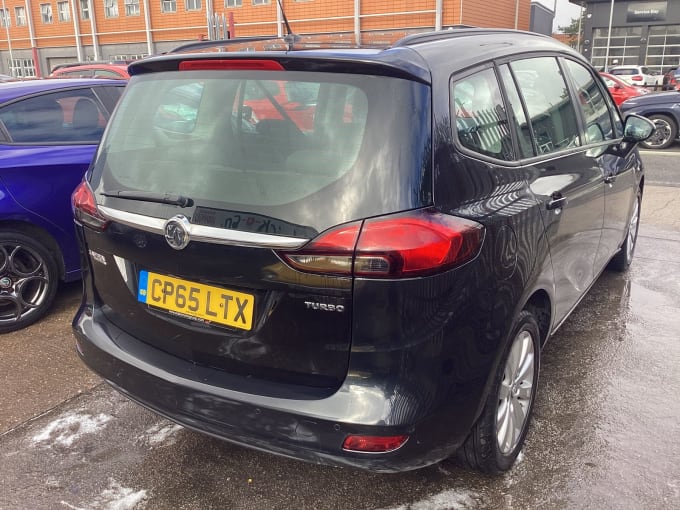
[632,75,643,81]
[342,434,409,453]
[178,59,284,71]
[72,180,109,231]
[279,209,484,278]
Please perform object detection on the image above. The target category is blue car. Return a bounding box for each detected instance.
[619,91,680,149]
[0,79,125,332]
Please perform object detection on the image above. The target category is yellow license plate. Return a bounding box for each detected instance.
[137,271,254,330]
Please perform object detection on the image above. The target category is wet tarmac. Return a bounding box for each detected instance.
[1,185,679,510]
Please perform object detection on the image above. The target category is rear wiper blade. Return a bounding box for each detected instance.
[101,190,194,207]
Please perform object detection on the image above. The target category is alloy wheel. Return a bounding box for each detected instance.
[0,242,52,326]
[626,196,640,263]
[496,329,536,454]
[645,118,673,148]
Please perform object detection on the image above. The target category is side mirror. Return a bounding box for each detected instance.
[622,114,655,142]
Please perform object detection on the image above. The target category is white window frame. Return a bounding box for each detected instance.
[225,0,242,6]
[9,58,36,78]
[40,3,53,23]
[57,1,71,22]
[161,0,176,13]
[15,6,27,26]
[104,0,119,18]
[185,0,200,10]
[80,0,90,20]
[0,8,9,28]
[252,0,269,5]
[124,0,140,16]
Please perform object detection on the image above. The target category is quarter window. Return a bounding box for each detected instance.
[510,57,581,155]
[563,60,614,144]
[452,68,514,161]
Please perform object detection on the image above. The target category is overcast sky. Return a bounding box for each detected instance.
[536,0,585,32]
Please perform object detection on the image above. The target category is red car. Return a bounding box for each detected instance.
[599,72,649,106]
[49,64,129,80]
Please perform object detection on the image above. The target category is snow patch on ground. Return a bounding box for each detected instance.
[60,479,147,510]
[379,489,481,510]
[137,421,183,448]
[31,412,112,448]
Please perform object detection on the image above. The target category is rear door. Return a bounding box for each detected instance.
[0,86,120,273]
[508,56,605,324]
[83,68,432,389]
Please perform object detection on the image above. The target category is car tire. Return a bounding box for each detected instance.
[456,310,540,474]
[0,231,59,333]
[641,114,678,150]
[610,191,641,272]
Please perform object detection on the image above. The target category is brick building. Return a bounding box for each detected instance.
[0,0,531,77]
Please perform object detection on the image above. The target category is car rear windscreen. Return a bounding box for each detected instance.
[91,70,432,238]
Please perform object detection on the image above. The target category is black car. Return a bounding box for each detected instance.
[72,29,653,473]
[619,91,680,149]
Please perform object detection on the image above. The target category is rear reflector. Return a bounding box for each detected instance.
[279,209,484,278]
[342,434,409,453]
[179,59,284,71]
[72,180,109,231]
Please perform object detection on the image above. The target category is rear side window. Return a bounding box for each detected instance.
[611,69,635,76]
[564,59,615,144]
[452,68,514,161]
[510,57,581,155]
[0,89,107,143]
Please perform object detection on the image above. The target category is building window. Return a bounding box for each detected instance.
[40,3,53,23]
[80,0,90,20]
[185,0,200,10]
[225,0,242,6]
[591,26,642,69]
[104,0,119,17]
[0,9,9,28]
[645,25,680,73]
[9,58,36,78]
[252,0,269,5]
[15,6,27,26]
[124,0,140,16]
[57,1,71,22]
[161,0,176,13]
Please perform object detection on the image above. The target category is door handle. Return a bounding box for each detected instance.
[604,175,617,184]
[546,192,567,211]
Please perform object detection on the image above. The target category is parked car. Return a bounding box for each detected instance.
[662,67,680,91]
[0,79,125,332]
[599,71,649,106]
[50,64,129,80]
[72,29,653,474]
[619,91,680,149]
[609,65,657,87]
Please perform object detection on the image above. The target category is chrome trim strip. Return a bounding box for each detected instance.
[99,206,309,249]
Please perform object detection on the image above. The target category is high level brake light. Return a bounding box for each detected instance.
[279,209,484,278]
[72,181,109,231]
[178,59,284,71]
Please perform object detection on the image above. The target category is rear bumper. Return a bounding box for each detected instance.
[73,305,474,472]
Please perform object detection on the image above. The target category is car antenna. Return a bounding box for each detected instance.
[277,0,300,50]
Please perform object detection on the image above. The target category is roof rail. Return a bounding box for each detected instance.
[169,36,281,54]
[392,27,546,47]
